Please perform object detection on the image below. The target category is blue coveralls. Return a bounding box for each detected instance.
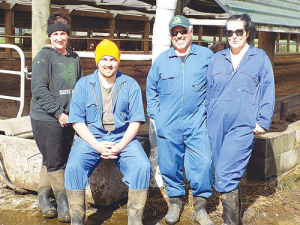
[65,70,151,190]
[146,44,214,198]
[206,45,275,193]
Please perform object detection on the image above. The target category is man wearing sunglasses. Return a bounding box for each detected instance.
[146,15,214,225]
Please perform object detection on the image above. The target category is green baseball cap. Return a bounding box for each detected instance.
[169,15,191,31]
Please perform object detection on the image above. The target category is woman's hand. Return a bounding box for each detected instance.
[58,113,69,127]
[253,123,265,134]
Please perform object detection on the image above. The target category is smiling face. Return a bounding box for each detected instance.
[49,30,69,54]
[170,26,193,54]
[98,55,119,81]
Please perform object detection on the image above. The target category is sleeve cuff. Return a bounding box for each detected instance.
[54,108,64,119]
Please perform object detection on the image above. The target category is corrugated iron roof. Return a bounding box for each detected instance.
[4,0,300,32]
[215,0,300,32]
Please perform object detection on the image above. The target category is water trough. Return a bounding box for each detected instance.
[0,116,150,206]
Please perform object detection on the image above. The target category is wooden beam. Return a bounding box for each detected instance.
[198,26,203,45]
[116,32,120,48]
[50,8,69,15]
[11,4,31,12]
[287,33,290,53]
[276,33,280,53]
[115,14,149,21]
[71,10,114,19]
[109,18,115,39]
[218,27,223,51]
[296,34,299,52]
[258,31,276,66]
[0,3,11,10]
[175,0,184,15]
[143,21,150,54]
[5,9,13,59]
[87,30,92,51]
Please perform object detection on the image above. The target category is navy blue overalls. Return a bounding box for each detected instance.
[206,45,275,193]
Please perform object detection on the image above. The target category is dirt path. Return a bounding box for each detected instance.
[0,164,299,224]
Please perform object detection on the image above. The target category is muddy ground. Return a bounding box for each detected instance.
[0,52,300,224]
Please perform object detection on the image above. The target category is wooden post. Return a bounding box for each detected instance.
[19,27,22,48]
[276,33,280,53]
[32,0,51,59]
[198,26,203,46]
[258,31,276,66]
[143,21,150,54]
[116,32,120,48]
[287,33,290,53]
[87,30,92,51]
[218,27,223,51]
[5,9,13,59]
[109,18,115,39]
[296,34,299,52]
[213,36,216,45]
[175,0,184,15]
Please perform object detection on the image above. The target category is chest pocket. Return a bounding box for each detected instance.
[238,72,259,95]
[158,73,174,96]
[85,101,99,124]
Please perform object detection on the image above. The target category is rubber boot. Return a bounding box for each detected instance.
[193,196,214,225]
[67,190,86,225]
[38,165,57,219]
[48,170,71,223]
[165,197,183,225]
[221,188,242,225]
[127,189,148,225]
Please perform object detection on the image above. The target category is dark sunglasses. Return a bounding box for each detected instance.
[170,29,188,36]
[226,29,245,37]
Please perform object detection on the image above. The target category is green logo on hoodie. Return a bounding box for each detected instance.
[58,62,77,87]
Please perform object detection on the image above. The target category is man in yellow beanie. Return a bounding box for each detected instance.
[65,39,151,225]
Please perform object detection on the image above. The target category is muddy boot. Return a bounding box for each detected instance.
[165,197,183,225]
[127,189,148,225]
[48,170,70,223]
[38,165,57,219]
[221,188,242,225]
[193,196,214,225]
[67,190,85,225]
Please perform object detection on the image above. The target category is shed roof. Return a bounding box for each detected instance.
[215,0,300,33]
[2,0,300,33]
[52,0,300,32]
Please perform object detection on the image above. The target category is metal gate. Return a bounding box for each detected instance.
[0,44,26,118]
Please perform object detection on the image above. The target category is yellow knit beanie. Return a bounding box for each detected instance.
[95,39,120,66]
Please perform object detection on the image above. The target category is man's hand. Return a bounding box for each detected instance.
[96,141,120,159]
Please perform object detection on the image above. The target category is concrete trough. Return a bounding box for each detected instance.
[247,121,300,180]
[0,116,150,206]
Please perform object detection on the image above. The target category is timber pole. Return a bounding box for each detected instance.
[32,0,51,59]
[258,31,276,67]
[5,9,13,59]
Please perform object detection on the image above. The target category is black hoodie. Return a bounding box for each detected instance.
[30,45,83,121]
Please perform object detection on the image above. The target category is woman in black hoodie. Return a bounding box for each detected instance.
[30,12,83,222]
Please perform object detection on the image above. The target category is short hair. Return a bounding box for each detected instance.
[47,12,70,27]
[224,14,256,42]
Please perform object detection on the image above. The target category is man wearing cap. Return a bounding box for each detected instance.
[146,15,214,224]
[65,39,151,225]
